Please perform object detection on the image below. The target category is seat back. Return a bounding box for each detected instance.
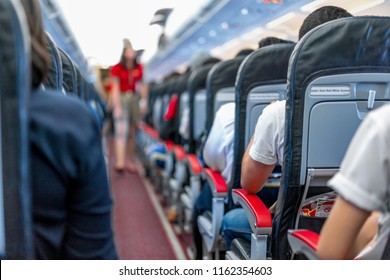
[230,43,295,208]
[43,33,63,92]
[150,83,166,131]
[188,64,215,154]
[193,89,207,147]
[205,56,246,134]
[272,16,390,260]
[170,72,190,144]
[0,0,33,259]
[58,47,78,96]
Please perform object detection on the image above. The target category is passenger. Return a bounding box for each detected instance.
[191,41,289,260]
[317,104,390,259]
[22,0,118,259]
[110,38,143,173]
[221,6,353,250]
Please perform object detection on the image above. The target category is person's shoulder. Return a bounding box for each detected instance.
[30,89,98,129]
[217,102,235,116]
[262,100,285,116]
[370,103,390,121]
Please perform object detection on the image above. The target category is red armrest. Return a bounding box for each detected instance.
[172,145,186,161]
[165,140,174,152]
[139,122,159,139]
[185,154,203,175]
[289,230,319,251]
[232,189,272,235]
[203,168,228,197]
[287,229,319,260]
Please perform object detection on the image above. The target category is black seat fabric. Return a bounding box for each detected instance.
[43,34,63,92]
[187,64,214,154]
[58,47,78,95]
[205,56,246,134]
[231,43,295,205]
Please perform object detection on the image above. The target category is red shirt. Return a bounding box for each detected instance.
[110,63,143,93]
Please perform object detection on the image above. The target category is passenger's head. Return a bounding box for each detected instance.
[258,37,294,48]
[299,6,353,40]
[235,48,254,57]
[20,0,51,89]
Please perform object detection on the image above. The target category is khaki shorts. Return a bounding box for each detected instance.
[120,91,140,127]
[114,92,140,139]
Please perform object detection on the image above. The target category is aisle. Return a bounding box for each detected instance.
[107,141,179,259]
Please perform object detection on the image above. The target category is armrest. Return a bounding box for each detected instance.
[164,140,174,152]
[139,121,159,139]
[232,189,272,235]
[287,229,319,260]
[184,154,203,175]
[172,144,186,161]
[203,168,228,198]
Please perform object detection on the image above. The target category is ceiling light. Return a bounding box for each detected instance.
[266,12,296,28]
[301,0,327,12]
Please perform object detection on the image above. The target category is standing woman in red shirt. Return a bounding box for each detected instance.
[110,39,143,172]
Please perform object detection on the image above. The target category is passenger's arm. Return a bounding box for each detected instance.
[241,135,276,194]
[317,196,371,259]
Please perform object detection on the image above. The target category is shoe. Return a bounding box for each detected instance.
[114,165,124,173]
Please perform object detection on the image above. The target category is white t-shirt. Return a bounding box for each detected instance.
[203,103,235,184]
[249,100,285,167]
[328,103,390,258]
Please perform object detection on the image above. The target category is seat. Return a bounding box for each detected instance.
[43,33,63,92]
[165,73,192,212]
[58,47,78,96]
[232,16,390,260]
[224,43,295,260]
[176,63,216,234]
[0,0,33,259]
[197,55,247,259]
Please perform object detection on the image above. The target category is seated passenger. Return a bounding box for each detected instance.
[221,6,353,250]
[317,104,390,259]
[23,0,117,259]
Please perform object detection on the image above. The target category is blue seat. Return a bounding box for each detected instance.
[0,0,33,259]
[43,33,63,92]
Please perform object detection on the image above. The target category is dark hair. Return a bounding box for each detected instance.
[235,48,254,57]
[258,37,295,48]
[299,6,353,40]
[20,0,51,89]
[119,39,139,69]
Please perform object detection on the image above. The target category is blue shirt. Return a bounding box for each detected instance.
[29,89,117,259]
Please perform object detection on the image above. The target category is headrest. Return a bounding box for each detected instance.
[236,43,296,97]
[206,56,246,131]
[187,64,214,95]
[291,16,390,93]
